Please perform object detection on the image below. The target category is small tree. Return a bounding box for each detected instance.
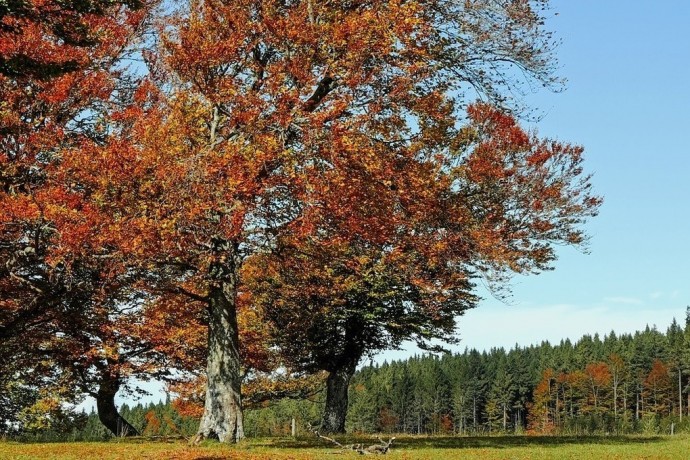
[527,369,556,434]
[643,360,672,417]
[583,362,612,415]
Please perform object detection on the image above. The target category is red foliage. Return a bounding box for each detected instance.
[0,0,157,417]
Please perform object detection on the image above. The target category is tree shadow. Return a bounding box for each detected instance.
[394,435,665,450]
[263,434,665,450]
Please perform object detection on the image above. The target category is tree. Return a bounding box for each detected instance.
[583,362,611,415]
[0,362,40,436]
[643,360,672,417]
[666,318,684,419]
[527,369,555,434]
[630,326,667,418]
[682,307,690,417]
[0,0,150,340]
[0,0,157,436]
[489,356,515,432]
[608,353,626,421]
[250,101,600,432]
[509,348,536,430]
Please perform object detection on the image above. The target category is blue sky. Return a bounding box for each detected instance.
[104,1,690,407]
[403,0,690,356]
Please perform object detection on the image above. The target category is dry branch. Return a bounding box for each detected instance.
[307,424,395,455]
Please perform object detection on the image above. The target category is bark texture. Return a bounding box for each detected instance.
[195,242,244,443]
[96,374,139,437]
[320,359,358,434]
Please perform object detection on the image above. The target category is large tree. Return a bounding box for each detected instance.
[248,104,600,432]
[0,0,159,436]
[65,0,586,441]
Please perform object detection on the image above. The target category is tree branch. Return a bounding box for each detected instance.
[168,286,208,303]
[303,75,336,112]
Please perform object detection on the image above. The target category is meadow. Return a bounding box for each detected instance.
[1,435,687,460]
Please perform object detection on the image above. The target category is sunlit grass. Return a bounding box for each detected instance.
[1,434,687,459]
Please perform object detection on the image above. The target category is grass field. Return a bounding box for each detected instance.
[1,435,687,460]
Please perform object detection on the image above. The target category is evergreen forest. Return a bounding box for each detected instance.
[13,311,690,441]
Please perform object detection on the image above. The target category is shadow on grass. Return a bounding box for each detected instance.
[258,434,665,450]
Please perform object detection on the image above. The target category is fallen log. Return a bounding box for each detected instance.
[307,424,395,455]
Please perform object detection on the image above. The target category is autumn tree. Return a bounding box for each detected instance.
[583,362,611,414]
[249,101,600,432]
[527,369,555,434]
[643,360,672,417]
[0,0,149,339]
[0,0,161,436]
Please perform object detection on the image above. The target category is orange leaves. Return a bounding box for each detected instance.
[0,0,598,419]
[527,369,556,435]
[645,360,671,388]
[1,0,153,262]
[171,377,206,419]
[643,359,672,415]
[452,103,601,275]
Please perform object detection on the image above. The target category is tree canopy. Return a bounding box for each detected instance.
[1,0,602,440]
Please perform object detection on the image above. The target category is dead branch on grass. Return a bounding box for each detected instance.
[307,424,395,455]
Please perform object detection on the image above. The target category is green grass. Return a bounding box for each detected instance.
[1,434,686,459]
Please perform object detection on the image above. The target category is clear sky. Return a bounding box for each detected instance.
[381,0,690,360]
[103,1,690,408]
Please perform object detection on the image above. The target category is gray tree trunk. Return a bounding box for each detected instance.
[502,403,507,431]
[678,367,683,420]
[320,360,357,434]
[195,241,244,443]
[96,374,139,437]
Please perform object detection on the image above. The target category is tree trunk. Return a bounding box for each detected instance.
[320,359,358,434]
[555,390,559,425]
[623,383,627,417]
[472,396,477,431]
[678,367,683,420]
[502,403,507,431]
[96,374,139,437]
[195,242,244,443]
[613,377,618,419]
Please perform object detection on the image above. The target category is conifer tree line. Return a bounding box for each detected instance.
[341,312,690,436]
